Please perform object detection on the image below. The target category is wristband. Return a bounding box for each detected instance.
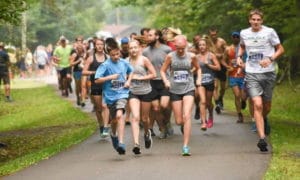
[269,57,274,62]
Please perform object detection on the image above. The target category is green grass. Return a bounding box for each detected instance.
[224,79,300,180]
[0,81,97,176]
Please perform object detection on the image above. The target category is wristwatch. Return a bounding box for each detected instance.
[269,57,275,62]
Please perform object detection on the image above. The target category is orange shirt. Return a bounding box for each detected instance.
[227,45,244,78]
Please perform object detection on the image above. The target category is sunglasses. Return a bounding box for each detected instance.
[232,35,240,38]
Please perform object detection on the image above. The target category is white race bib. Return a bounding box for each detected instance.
[111,80,124,90]
[173,70,189,83]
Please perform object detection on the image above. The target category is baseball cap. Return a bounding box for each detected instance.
[59,36,67,41]
[231,31,240,37]
[121,37,129,44]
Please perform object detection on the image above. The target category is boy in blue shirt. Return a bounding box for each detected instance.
[95,39,133,155]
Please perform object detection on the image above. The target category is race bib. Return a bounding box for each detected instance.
[248,53,263,63]
[111,80,124,90]
[231,59,238,67]
[173,70,189,83]
[202,73,213,84]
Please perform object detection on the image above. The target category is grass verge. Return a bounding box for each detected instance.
[224,79,300,180]
[0,81,97,176]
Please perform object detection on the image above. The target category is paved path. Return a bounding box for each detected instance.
[4,75,271,180]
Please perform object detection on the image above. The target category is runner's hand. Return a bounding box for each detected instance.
[259,58,272,68]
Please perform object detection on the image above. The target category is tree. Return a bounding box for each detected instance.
[0,0,35,25]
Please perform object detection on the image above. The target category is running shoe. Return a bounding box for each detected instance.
[166,122,174,136]
[201,123,207,131]
[159,129,167,139]
[99,126,104,136]
[215,104,221,114]
[149,128,156,137]
[257,139,268,152]
[101,127,109,138]
[144,129,152,149]
[264,117,271,136]
[237,113,244,123]
[110,133,119,151]
[207,118,214,128]
[132,144,141,155]
[117,143,126,155]
[182,146,191,156]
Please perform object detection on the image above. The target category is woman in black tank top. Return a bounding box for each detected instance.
[82,38,110,138]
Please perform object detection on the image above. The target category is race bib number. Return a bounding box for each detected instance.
[173,70,189,83]
[202,73,213,84]
[248,53,263,63]
[111,80,124,90]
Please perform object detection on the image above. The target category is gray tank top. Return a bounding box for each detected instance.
[169,52,195,94]
[129,59,152,95]
[199,53,215,85]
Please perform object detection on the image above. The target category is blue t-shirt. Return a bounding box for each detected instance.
[95,58,133,105]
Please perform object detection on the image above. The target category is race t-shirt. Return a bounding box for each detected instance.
[240,25,280,73]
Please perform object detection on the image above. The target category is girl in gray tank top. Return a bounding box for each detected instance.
[169,51,195,94]
[128,40,157,154]
[129,59,152,95]
[160,35,201,156]
[196,39,221,131]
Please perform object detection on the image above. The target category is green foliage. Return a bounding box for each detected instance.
[115,0,300,73]
[0,0,31,25]
[0,0,107,49]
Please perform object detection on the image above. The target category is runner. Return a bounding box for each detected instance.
[208,27,227,114]
[82,38,110,138]
[222,32,247,123]
[237,9,284,152]
[70,43,85,106]
[95,38,133,155]
[52,36,73,97]
[196,38,220,130]
[128,40,156,154]
[0,42,13,102]
[143,28,174,139]
[161,35,200,156]
[189,34,202,120]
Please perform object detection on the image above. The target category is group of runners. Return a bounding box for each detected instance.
[46,9,284,156]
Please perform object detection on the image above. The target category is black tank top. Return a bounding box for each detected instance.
[89,53,107,87]
[73,55,84,72]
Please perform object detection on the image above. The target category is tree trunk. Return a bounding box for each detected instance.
[21,11,27,51]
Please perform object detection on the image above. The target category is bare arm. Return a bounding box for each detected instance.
[191,54,201,86]
[237,44,246,66]
[82,56,94,76]
[140,57,157,80]
[160,54,172,88]
[208,53,221,71]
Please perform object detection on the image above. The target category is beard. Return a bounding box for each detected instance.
[148,39,156,47]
